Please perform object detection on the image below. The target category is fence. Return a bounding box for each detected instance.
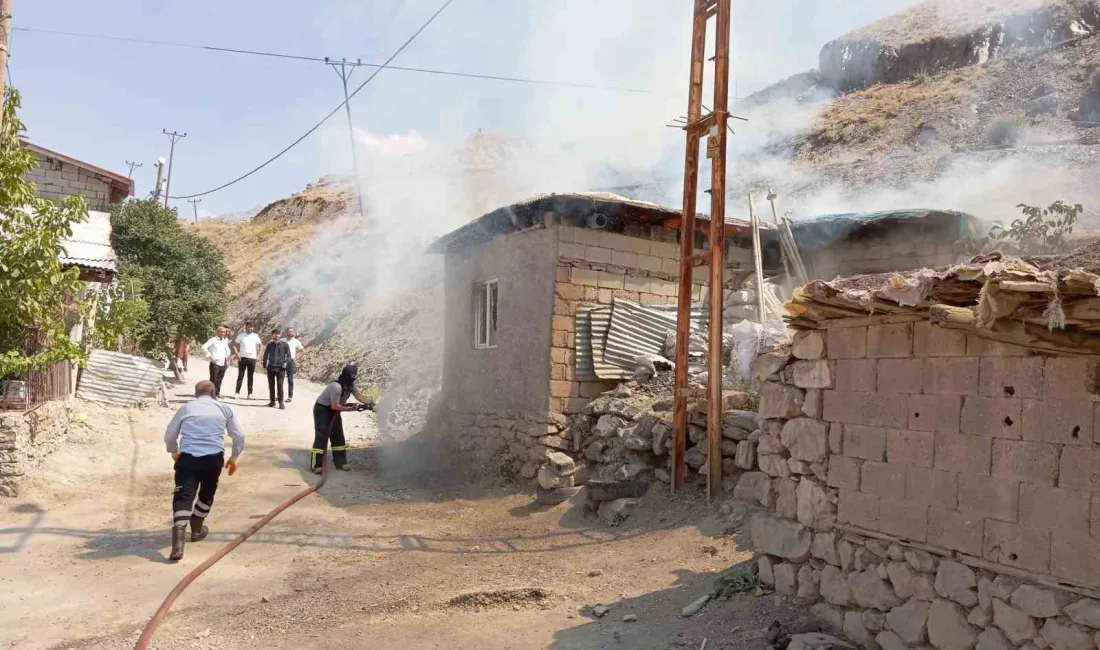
[0,360,72,410]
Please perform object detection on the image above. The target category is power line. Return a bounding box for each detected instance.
[166,0,456,200]
[11,25,652,94]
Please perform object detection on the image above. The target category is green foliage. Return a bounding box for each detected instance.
[88,272,150,355]
[110,199,229,361]
[0,88,89,377]
[957,201,1083,257]
[713,562,759,600]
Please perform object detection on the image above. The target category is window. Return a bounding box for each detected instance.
[474,279,498,348]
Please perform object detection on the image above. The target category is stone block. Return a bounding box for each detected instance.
[1043,358,1100,399]
[928,599,978,650]
[1021,399,1093,447]
[867,323,913,358]
[753,351,791,382]
[924,357,980,396]
[935,433,992,476]
[878,358,924,394]
[835,359,877,392]
[781,418,829,463]
[823,391,867,425]
[596,271,625,289]
[733,471,773,506]
[848,568,902,610]
[909,393,963,433]
[802,389,823,419]
[812,531,840,565]
[776,478,799,519]
[862,461,907,500]
[820,564,852,606]
[983,520,1051,574]
[758,555,775,586]
[827,455,862,490]
[750,514,812,561]
[887,429,935,468]
[791,360,833,389]
[792,330,826,360]
[774,562,798,596]
[1010,585,1070,619]
[928,507,983,555]
[1019,484,1089,535]
[1059,449,1100,493]
[976,628,1013,650]
[961,396,1023,439]
[610,250,638,268]
[797,565,821,604]
[758,382,806,419]
[660,258,680,275]
[992,440,1059,487]
[845,424,887,461]
[907,467,959,509]
[837,489,879,530]
[879,498,929,542]
[958,475,1019,523]
[797,477,835,530]
[843,609,878,650]
[1039,619,1095,650]
[866,392,910,429]
[889,599,931,644]
[914,321,968,357]
[1064,599,1100,628]
[559,241,586,259]
[993,598,1038,645]
[967,336,1028,357]
[1051,530,1100,586]
[826,325,867,360]
[980,357,1045,399]
[760,453,792,478]
[935,561,978,607]
[829,423,843,454]
[571,268,599,286]
[636,254,662,273]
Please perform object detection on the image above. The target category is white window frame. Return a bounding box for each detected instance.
[474,278,499,349]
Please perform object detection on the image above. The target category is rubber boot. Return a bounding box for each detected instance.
[189,515,209,542]
[338,464,352,471]
[169,525,187,561]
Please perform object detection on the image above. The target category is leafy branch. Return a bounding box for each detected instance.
[957,201,1084,257]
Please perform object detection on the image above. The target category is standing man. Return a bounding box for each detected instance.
[233,322,262,399]
[201,326,232,398]
[262,328,291,409]
[284,327,305,403]
[163,379,245,561]
[173,334,191,375]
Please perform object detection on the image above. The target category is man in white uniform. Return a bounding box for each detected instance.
[233,322,263,399]
[284,327,305,403]
[201,326,232,397]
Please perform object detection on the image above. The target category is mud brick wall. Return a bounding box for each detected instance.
[553,224,753,415]
[0,400,73,497]
[740,319,1100,649]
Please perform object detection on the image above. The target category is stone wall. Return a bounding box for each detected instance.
[0,400,73,497]
[742,319,1100,650]
[442,409,572,481]
[25,152,115,212]
[553,224,755,415]
[803,231,960,280]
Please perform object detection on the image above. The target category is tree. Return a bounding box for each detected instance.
[88,271,150,356]
[109,199,229,363]
[957,201,1084,257]
[0,89,90,377]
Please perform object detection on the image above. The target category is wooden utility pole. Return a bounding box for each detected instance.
[187,198,202,225]
[162,129,186,209]
[0,0,13,118]
[325,57,366,218]
[672,0,733,501]
[125,160,143,179]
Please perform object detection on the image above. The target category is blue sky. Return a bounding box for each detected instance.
[13,0,918,216]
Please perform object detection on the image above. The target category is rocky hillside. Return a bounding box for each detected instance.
[737,0,1100,225]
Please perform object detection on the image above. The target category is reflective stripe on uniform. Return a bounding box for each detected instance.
[331,446,347,451]
[194,501,212,517]
[173,510,192,525]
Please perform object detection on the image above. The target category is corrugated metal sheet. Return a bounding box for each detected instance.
[574,306,597,382]
[77,349,164,406]
[589,306,623,380]
[60,211,117,272]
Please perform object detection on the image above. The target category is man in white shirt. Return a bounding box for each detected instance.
[201,326,232,397]
[164,379,245,561]
[233,322,263,399]
[284,327,305,403]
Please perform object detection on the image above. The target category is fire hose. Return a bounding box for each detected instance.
[134,410,351,650]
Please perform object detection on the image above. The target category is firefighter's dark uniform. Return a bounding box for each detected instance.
[311,364,373,473]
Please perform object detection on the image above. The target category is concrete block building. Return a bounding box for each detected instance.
[22,140,133,212]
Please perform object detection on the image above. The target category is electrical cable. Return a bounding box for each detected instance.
[163,0,456,200]
[12,25,651,93]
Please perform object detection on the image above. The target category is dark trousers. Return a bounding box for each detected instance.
[287,359,296,399]
[311,404,347,470]
[267,369,285,404]
[172,452,224,527]
[235,358,257,395]
[208,363,227,396]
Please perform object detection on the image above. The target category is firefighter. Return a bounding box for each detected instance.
[163,380,245,561]
[311,363,374,473]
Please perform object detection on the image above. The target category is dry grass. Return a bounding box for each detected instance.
[194,220,319,295]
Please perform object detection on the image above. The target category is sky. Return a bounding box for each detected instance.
[12,0,920,217]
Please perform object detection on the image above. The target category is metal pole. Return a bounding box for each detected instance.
[153,157,165,202]
[162,129,187,208]
[187,198,201,225]
[125,160,143,179]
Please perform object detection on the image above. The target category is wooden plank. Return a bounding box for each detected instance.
[672,0,709,494]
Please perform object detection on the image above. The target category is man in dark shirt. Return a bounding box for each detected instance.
[262,329,291,409]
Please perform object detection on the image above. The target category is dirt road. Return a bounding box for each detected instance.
[1,370,791,650]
